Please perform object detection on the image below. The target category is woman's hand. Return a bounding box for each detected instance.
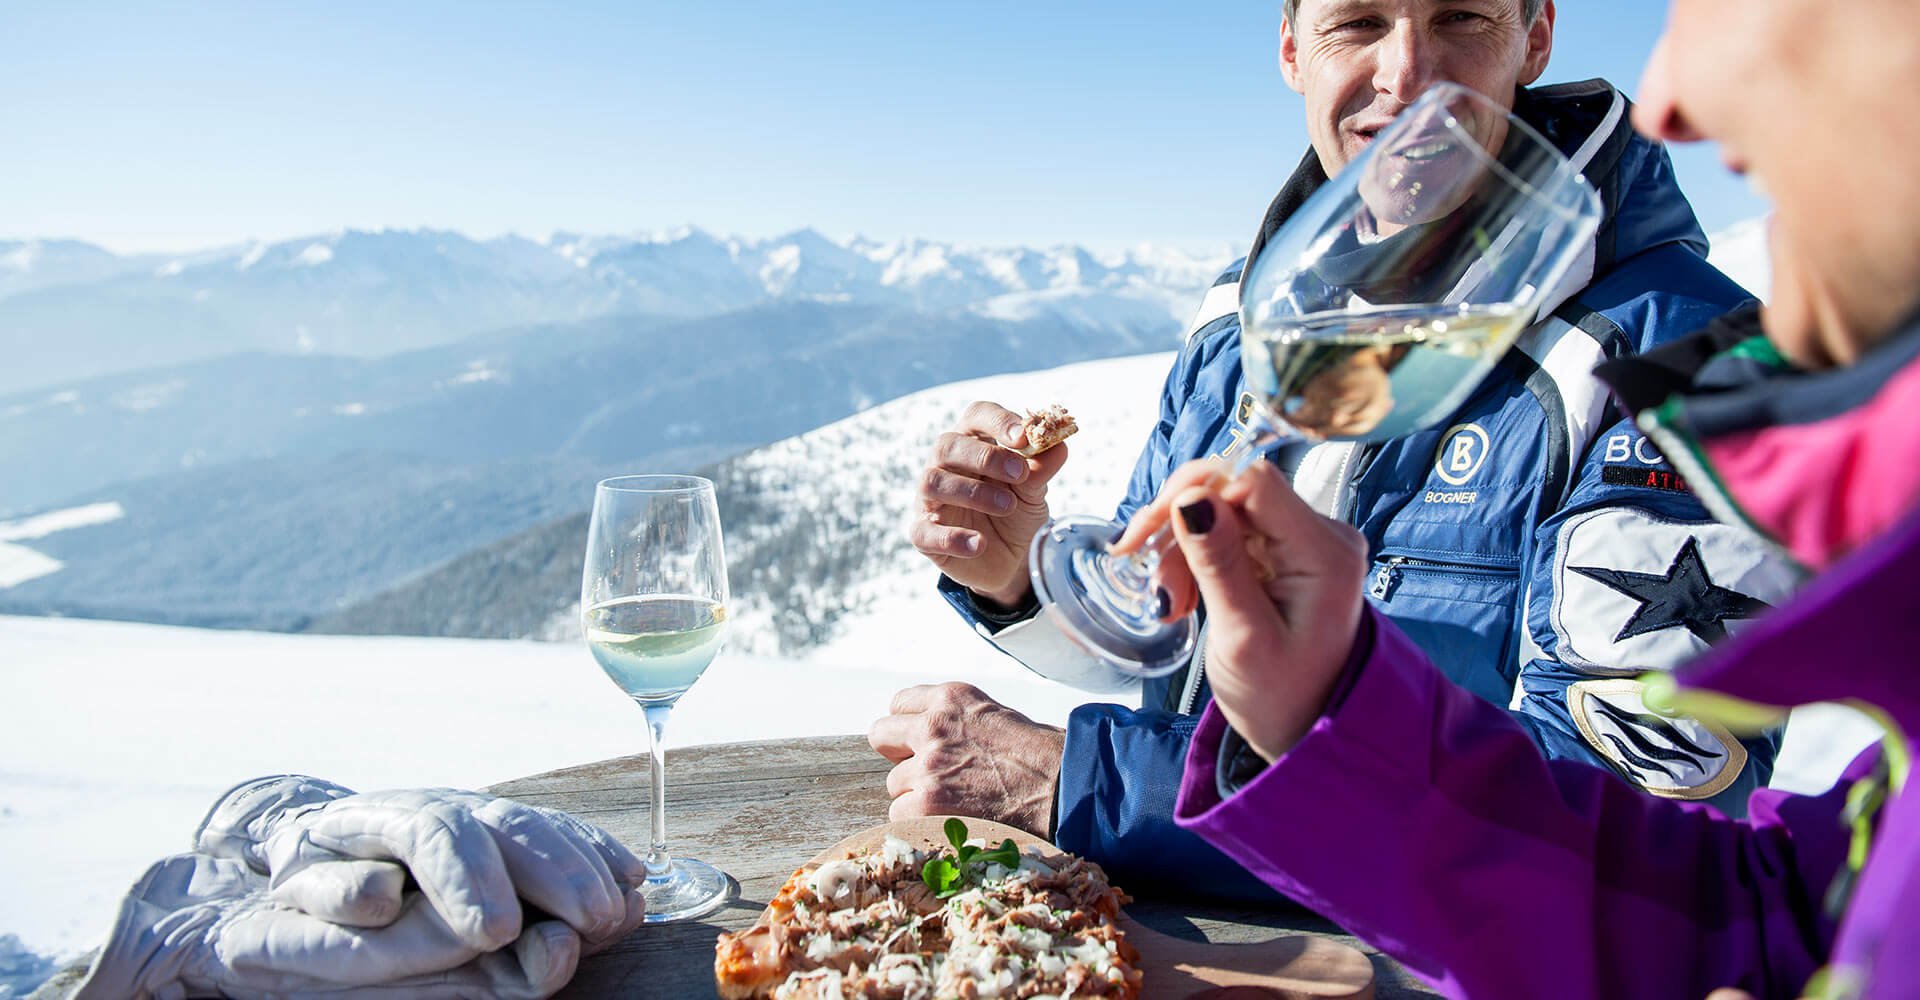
[1114,457,1371,761]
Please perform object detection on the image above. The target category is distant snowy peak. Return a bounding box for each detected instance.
[0,238,122,273]
[0,225,1231,311]
[295,243,335,267]
[0,239,150,299]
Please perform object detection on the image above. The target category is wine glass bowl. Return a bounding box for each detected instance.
[1025,82,1602,680]
[1241,82,1603,445]
[581,474,735,923]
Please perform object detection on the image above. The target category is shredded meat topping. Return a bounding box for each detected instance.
[717,837,1139,999]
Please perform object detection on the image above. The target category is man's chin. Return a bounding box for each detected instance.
[1322,136,1369,174]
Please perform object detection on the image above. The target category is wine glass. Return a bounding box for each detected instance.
[1028,82,1604,678]
[581,474,735,922]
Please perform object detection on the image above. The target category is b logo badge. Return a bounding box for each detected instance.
[1434,424,1490,486]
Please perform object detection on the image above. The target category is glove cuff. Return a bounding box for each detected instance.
[72,854,247,1000]
[194,775,356,871]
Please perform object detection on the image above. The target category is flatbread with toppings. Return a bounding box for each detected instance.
[715,818,1141,1000]
[1016,405,1079,458]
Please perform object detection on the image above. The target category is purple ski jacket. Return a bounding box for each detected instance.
[1174,305,1920,999]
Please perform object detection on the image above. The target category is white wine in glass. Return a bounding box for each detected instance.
[581,474,734,923]
[584,596,729,702]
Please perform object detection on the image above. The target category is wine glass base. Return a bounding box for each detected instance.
[638,856,736,923]
[1029,515,1196,678]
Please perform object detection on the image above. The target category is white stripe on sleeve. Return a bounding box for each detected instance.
[978,613,1145,699]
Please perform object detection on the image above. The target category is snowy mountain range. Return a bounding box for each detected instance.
[0,220,1766,638]
[0,228,1230,395]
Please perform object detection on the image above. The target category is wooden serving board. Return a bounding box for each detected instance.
[742,816,1375,1000]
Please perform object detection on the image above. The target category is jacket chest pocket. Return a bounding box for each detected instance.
[1366,554,1522,708]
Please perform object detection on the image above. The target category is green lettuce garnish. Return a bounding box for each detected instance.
[920,818,1020,898]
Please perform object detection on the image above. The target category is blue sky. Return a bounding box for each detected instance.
[0,1,1761,254]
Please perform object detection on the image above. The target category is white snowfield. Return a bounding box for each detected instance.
[0,615,1102,970]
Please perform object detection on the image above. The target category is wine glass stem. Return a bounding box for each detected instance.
[642,702,673,877]
[1230,411,1282,477]
[1119,414,1282,576]
[1119,525,1172,579]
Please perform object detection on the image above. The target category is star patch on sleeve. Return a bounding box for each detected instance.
[1569,536,1773,644]
[1549,508,1800,673]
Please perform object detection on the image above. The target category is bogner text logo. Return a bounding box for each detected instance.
[1604,433,1666,466]
[1433,423,1490,486]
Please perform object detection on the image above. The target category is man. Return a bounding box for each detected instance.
[876,0,1796,896]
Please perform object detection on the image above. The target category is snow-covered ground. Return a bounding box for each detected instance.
[0,615,1101,980]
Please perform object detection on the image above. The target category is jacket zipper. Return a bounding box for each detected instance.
[1178,621,1208,714]
[1332,444,1375,523]
[1370,555,1516,601]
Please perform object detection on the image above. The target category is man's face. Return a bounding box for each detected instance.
[1635,0,1920,368]
[1281,0,1554,176]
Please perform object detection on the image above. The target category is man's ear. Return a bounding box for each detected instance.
[1279,16,1306,94]
[1518,0,1556,85]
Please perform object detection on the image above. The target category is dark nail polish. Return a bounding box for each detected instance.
[1178,498,1215,534]
[1153,587,1171,619]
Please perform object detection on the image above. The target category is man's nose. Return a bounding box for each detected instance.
[1632,35,1703,143]
[1373,21,1437,102]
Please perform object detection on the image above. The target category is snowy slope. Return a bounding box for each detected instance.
[709,351,1176,663]
[0,503,124,589]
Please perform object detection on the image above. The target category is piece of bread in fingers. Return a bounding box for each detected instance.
[1017,404,1078,457]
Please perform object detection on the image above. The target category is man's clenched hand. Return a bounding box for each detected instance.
[868,683,1064,839]
[908,401,1070,610]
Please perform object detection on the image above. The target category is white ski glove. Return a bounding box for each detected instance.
[75,776,649,999]
[74,853,584,999]
[192,775,647,950]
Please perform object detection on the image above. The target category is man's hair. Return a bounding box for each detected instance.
[1283,0,1548,29]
